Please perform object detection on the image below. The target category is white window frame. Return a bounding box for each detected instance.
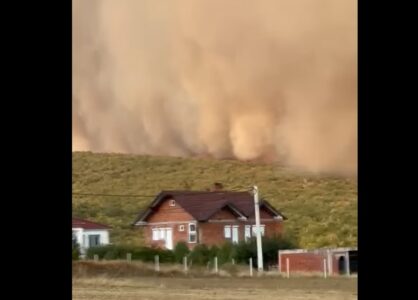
[88,234,101,247]
[252,225,265,237]
[224,225,231,239]
[152,228,159,241]
[188,223,197,243]
[245,225,251,242]
[232,225,239,244]
[159,228,166,240]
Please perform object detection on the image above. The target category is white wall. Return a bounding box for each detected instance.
[72,228,110,255]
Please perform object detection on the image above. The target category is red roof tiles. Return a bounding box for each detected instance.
[134,190,286,223]
[72,217,111,230]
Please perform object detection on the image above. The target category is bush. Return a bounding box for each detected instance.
[132,246,175,263]
[217,242,236,265]
[189,244,211,265]
[173,242,190,263]
[232,236,296,270]
[86,245,175,263]
[72,243,80,260]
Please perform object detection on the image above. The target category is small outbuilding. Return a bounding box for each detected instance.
[72,217,111,256]
[279,247,357,276]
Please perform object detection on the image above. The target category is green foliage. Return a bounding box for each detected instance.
[72,243,80,260]
[72,152,357,248]
[86,245,175,263]
[174,242,190,263]
[216,242,235,265]
[189,244,211,265]
[234,236,296,269]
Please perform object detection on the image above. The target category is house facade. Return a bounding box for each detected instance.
[72,217,111,255]
[133,190,286,250]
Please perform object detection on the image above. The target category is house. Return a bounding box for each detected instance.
[72,217,111,255]
[133,189,286,250]
[278,247,358,276]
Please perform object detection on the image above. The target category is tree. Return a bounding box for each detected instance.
[173,242,190,263]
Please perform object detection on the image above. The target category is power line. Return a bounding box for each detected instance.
[73,189,253,198]
[72,193,155,198]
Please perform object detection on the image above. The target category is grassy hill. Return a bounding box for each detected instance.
[72,151,357,248]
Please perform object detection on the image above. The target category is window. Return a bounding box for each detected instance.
[152,228,159,240]
[252,225,265,237]
[159,228,166,240]
[88,234,100,247]
[179,225,185,232]
[169,200,176,207]
[224,226,231,239]
[72,231,77,246]
[232,225,239,244]
[245,225,251,242]
[188,223,197,243]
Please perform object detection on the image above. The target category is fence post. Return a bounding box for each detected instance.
[183,256,188,273]
[94,254,99,262]
[286,258,290,278]
[214,257,218,274]
[155,255,160,272]
[323,258,328,279]
[127,253,132,262]
[346,253,350,276]
[249,257,253,277]
[232,258,235,265]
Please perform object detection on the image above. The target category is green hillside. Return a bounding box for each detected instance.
[72,152,357,248]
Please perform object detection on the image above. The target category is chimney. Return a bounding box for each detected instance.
[210,182,224,191]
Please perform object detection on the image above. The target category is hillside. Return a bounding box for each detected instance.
[72,152,357,248]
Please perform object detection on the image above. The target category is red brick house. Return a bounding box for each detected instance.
[133,190,286,250]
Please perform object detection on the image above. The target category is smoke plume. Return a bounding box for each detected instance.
[73,0,357,175]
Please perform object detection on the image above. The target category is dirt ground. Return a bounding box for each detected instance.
[72,276,357,300]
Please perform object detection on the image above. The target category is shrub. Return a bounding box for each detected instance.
[173,242,190,263]
[72,243,80,260]
[233,236,297,269]
[217,242,236,265]
[86,245,175,263]
[189,244,211,265]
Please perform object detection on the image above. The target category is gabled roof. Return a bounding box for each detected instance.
[133,190,287,225]
[72,217,111,230]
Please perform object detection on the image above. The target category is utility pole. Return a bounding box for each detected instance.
[253,186,263,273]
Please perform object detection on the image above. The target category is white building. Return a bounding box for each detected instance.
[72,217,110,256]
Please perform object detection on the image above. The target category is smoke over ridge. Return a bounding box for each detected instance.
[73,0,357,175]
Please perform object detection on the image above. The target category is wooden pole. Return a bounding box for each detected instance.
[249,257,253,277]
[323,258,328,279]
[214,257,218,274]
[286,258,290,278]
[155,255,160,272]
[183,256,188,273]
[346,253,350,276]
[253,186,264,273]
[127,253,132,262]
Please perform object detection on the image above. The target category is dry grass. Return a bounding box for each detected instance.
[73,276,357,300]
[73,261,357,300]
[73,260,355,279]
[72,152,357,248]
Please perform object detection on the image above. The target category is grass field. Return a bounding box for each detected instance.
[73,261,357,300]
[72,276,357,300]
[72,152,357,248]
